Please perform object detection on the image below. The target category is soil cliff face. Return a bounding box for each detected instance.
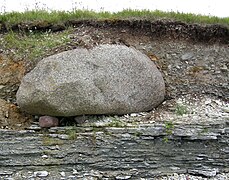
[1,19,229,44]
[0,19,228,179]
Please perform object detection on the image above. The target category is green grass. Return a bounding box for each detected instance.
[163,121,175,143]
[65,126,78,140]
[165,121,174,135]
[1,28,72,60]
[107,117,127,127]
[42,136,64,146]
[0,9,228,27]
[175,103,188,116]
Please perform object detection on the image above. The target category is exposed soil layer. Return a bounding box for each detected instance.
[1,19,229,44]
[0,19,229,130]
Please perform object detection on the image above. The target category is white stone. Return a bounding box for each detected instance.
[60,172,65,177]
[72,169,78,175]
[34,171,49,177]
[42,155,48,158]
[130,113,138,117]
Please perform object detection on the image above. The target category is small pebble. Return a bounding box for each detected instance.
[0,85,5,89]
[60,172,65,177]
[222,107,229,113]
[42,155,48,158]
[34,171,49,177]
[74,116,86,124]
[39,116,59,128]
[72,169,78,175]
[27,125,41,131]
[181,52,194,60]
[130,113,138,117]
[116,175,131,180]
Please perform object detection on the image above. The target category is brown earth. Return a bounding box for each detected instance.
[0,19,229,130]
[0,55,33,129]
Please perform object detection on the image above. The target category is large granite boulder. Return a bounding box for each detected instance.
[16,45,165,116]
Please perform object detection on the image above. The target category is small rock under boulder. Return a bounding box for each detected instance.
[39,116,59,128]
[16,45,165,116]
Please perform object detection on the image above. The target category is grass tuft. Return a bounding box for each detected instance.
[175,103,188,116]
[65,126,78,140]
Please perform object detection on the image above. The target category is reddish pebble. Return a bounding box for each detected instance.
[39,116,59,128]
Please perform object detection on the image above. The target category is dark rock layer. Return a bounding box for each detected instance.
[0,121,228,179]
